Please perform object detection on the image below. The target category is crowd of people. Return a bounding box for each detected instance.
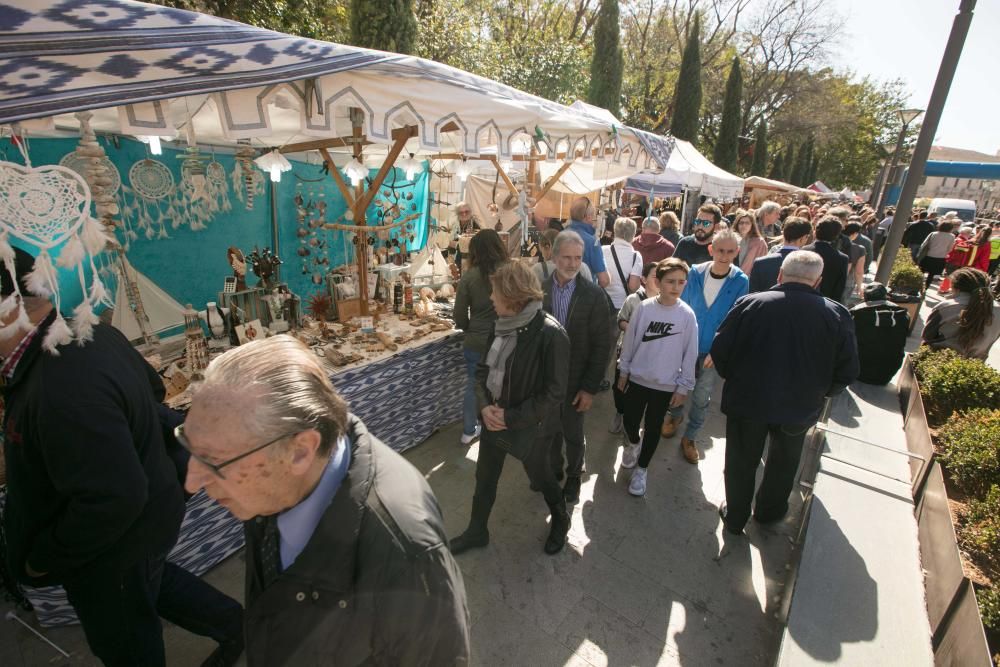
[4,188,999,666]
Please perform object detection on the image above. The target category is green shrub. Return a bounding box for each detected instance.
[911,347,959,383]
[916,353,1000,424]
[977,585,1000,633]
[939,410,1000,496]
[888,251,924,294]
[960,485,1000,571]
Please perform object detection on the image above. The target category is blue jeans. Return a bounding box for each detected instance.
[463,349,482,435]
[669,353,718,441]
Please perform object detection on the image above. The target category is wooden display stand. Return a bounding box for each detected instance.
[219,287,271,327]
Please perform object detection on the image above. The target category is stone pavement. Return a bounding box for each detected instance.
[1,380,797,666]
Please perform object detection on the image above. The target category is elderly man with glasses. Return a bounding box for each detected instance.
[182,336,470,666]
[673,204,723,268]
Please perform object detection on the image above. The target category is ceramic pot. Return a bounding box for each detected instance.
[205,301,225,338]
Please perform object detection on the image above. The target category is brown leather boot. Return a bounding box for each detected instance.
[680,437,699,464]
[661,415,682,438]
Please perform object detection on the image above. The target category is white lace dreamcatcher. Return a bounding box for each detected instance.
[59,152,121,196]
[206,154,231,215]
[125,158,175,240]
[176,145,212,231]
[0,145,115,353]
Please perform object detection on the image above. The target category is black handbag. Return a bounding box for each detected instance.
[482,423,539,462]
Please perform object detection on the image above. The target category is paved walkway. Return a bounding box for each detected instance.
[1,379,796,666]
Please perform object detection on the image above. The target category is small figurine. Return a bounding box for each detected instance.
[227,246,248,291]
[248,246,283,290]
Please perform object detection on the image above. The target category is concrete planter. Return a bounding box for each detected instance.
[900,356,993,665]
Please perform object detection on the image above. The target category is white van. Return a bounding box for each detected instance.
[927,198,977,223]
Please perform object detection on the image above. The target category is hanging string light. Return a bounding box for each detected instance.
[455,157,472,182]
[254,149,292,183]
[343,157,368,187]
[398,153,422,181]
[134,135,165,155]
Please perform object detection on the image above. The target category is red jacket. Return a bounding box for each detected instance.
[973,242,991,271]
[632,232,675,265]
[945,239,974,267]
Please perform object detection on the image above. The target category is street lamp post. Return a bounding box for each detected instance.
[876,108,923,218]
[875,0,977,286]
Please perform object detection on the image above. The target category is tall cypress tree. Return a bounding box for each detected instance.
[712,56,742,173]
[782,144,796,183]
[587,0,624,115]
[767,146,784,180]
[750,120,768,176]
[350,0,417,54]
[791,136,814,186]
[669,15,702,142]
[808,153,820,186]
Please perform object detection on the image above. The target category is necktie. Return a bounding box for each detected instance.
[259,515,282,588]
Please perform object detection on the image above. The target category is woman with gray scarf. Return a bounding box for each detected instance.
[450,262,572,556]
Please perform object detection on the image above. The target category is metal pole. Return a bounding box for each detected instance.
[875,0,977,286]
[876,126,908,217]
[869,160,889,208]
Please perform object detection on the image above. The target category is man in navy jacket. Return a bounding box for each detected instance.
[748,217,813,293]
[711,250,859,534]
[803,216,850,304]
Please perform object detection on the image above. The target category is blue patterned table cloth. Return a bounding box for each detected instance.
[12,331,465,627]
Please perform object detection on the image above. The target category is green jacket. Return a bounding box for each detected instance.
[453,266,497,353]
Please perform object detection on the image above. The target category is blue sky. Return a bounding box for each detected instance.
[826,0,997,155]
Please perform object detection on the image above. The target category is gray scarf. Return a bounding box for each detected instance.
[485,300,542,399]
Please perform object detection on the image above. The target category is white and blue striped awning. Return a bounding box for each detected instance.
[0,0,673,171]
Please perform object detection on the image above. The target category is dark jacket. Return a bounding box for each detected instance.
[474,310,569,431]
[3,315,185,587]
[711,283,860,425]
[803,240,849,304]
[748,247,796,293]
[542,274,613,396]
[243,416,470,666]
[850,301,909,385]
[902,219,936,247]
[453,265,497,353]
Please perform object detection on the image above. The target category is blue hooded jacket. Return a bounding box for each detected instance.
[681,262,749,354]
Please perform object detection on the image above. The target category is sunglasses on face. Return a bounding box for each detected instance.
[692,219,715,228]
[175,423,301,480]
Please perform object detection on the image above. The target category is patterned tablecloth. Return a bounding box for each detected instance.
[9,331,465,627]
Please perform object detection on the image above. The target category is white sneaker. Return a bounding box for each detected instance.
[621,441,641,469]
[609,412,624,434]
[460,423,481,445]
[628,467,648,496]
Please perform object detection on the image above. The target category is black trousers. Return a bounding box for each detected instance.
[622,381,673,469]
[723,416,812,532]
[470,432,564,534]
[63,552,243,666]
[549,399,587,480]
[612,365,626,415]
[920,256,947,288]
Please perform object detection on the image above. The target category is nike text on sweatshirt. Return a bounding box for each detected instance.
[618,298,699,394]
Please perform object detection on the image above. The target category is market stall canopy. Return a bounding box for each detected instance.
[0,0,674,173]
[623,139,744,200]
[743,175,811,195]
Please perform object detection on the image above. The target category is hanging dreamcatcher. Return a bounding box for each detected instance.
[206,152,231,215]
[0,143,116,352]
[176,144,213,231]
[59,152,121,198]
[126,158,175,240]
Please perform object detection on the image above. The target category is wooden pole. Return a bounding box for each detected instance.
[486,156,519,196]
[349,109,371,315]
[535,161,572,200]
[318,147,355,208]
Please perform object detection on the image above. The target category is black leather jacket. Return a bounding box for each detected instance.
[474,310,569,431]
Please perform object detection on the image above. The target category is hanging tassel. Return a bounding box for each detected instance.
[25,251,57,298]
[71,301,99,344]
[0,294,18,319]
[0,232,15,265]
[55,234,85,269]
[81,218,114,255]
[0,305,32,342]
[89,276,112,307]
[42,313,74,354]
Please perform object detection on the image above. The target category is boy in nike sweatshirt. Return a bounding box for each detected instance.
[617,258,699,497]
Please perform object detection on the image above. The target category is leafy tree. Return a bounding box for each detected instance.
[767,147,784,180]
[712,56,742,172]
[780,144,794,183]
[350,0,417,54]
[807,153,820,186]
[587,0,624,116]
[670,15,702,142]
[750,120,768,176]
[790,136,812,186]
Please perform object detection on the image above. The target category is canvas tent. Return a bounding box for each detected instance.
[623,140,745,200]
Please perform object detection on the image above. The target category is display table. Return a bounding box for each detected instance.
[6,330,465,627]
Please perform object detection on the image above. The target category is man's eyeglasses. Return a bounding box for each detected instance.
[174,424,300,479]
[692,218,716,228]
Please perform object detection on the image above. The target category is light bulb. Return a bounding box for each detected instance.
[148,136,162,155]
[269,164,281,182]
[456,159,472,182]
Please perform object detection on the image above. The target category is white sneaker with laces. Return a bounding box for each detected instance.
[609,412,624,434]
[460,423,481,445]
[621,441,641,469]
[628,467,648,496]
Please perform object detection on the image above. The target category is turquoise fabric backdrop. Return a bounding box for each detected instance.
[3,136,429,314]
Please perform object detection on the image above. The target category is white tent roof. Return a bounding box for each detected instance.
[623,140,744,199]
[1,0,674,174]
[743,175,812,195]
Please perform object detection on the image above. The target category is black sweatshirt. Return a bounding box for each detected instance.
[3,315,184,586]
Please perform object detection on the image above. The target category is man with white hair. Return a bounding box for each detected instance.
[542,230,613,503]
[182,336,470,665]
[757,201,782,237]
[710,250,859,535]
[602,217,643,311]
